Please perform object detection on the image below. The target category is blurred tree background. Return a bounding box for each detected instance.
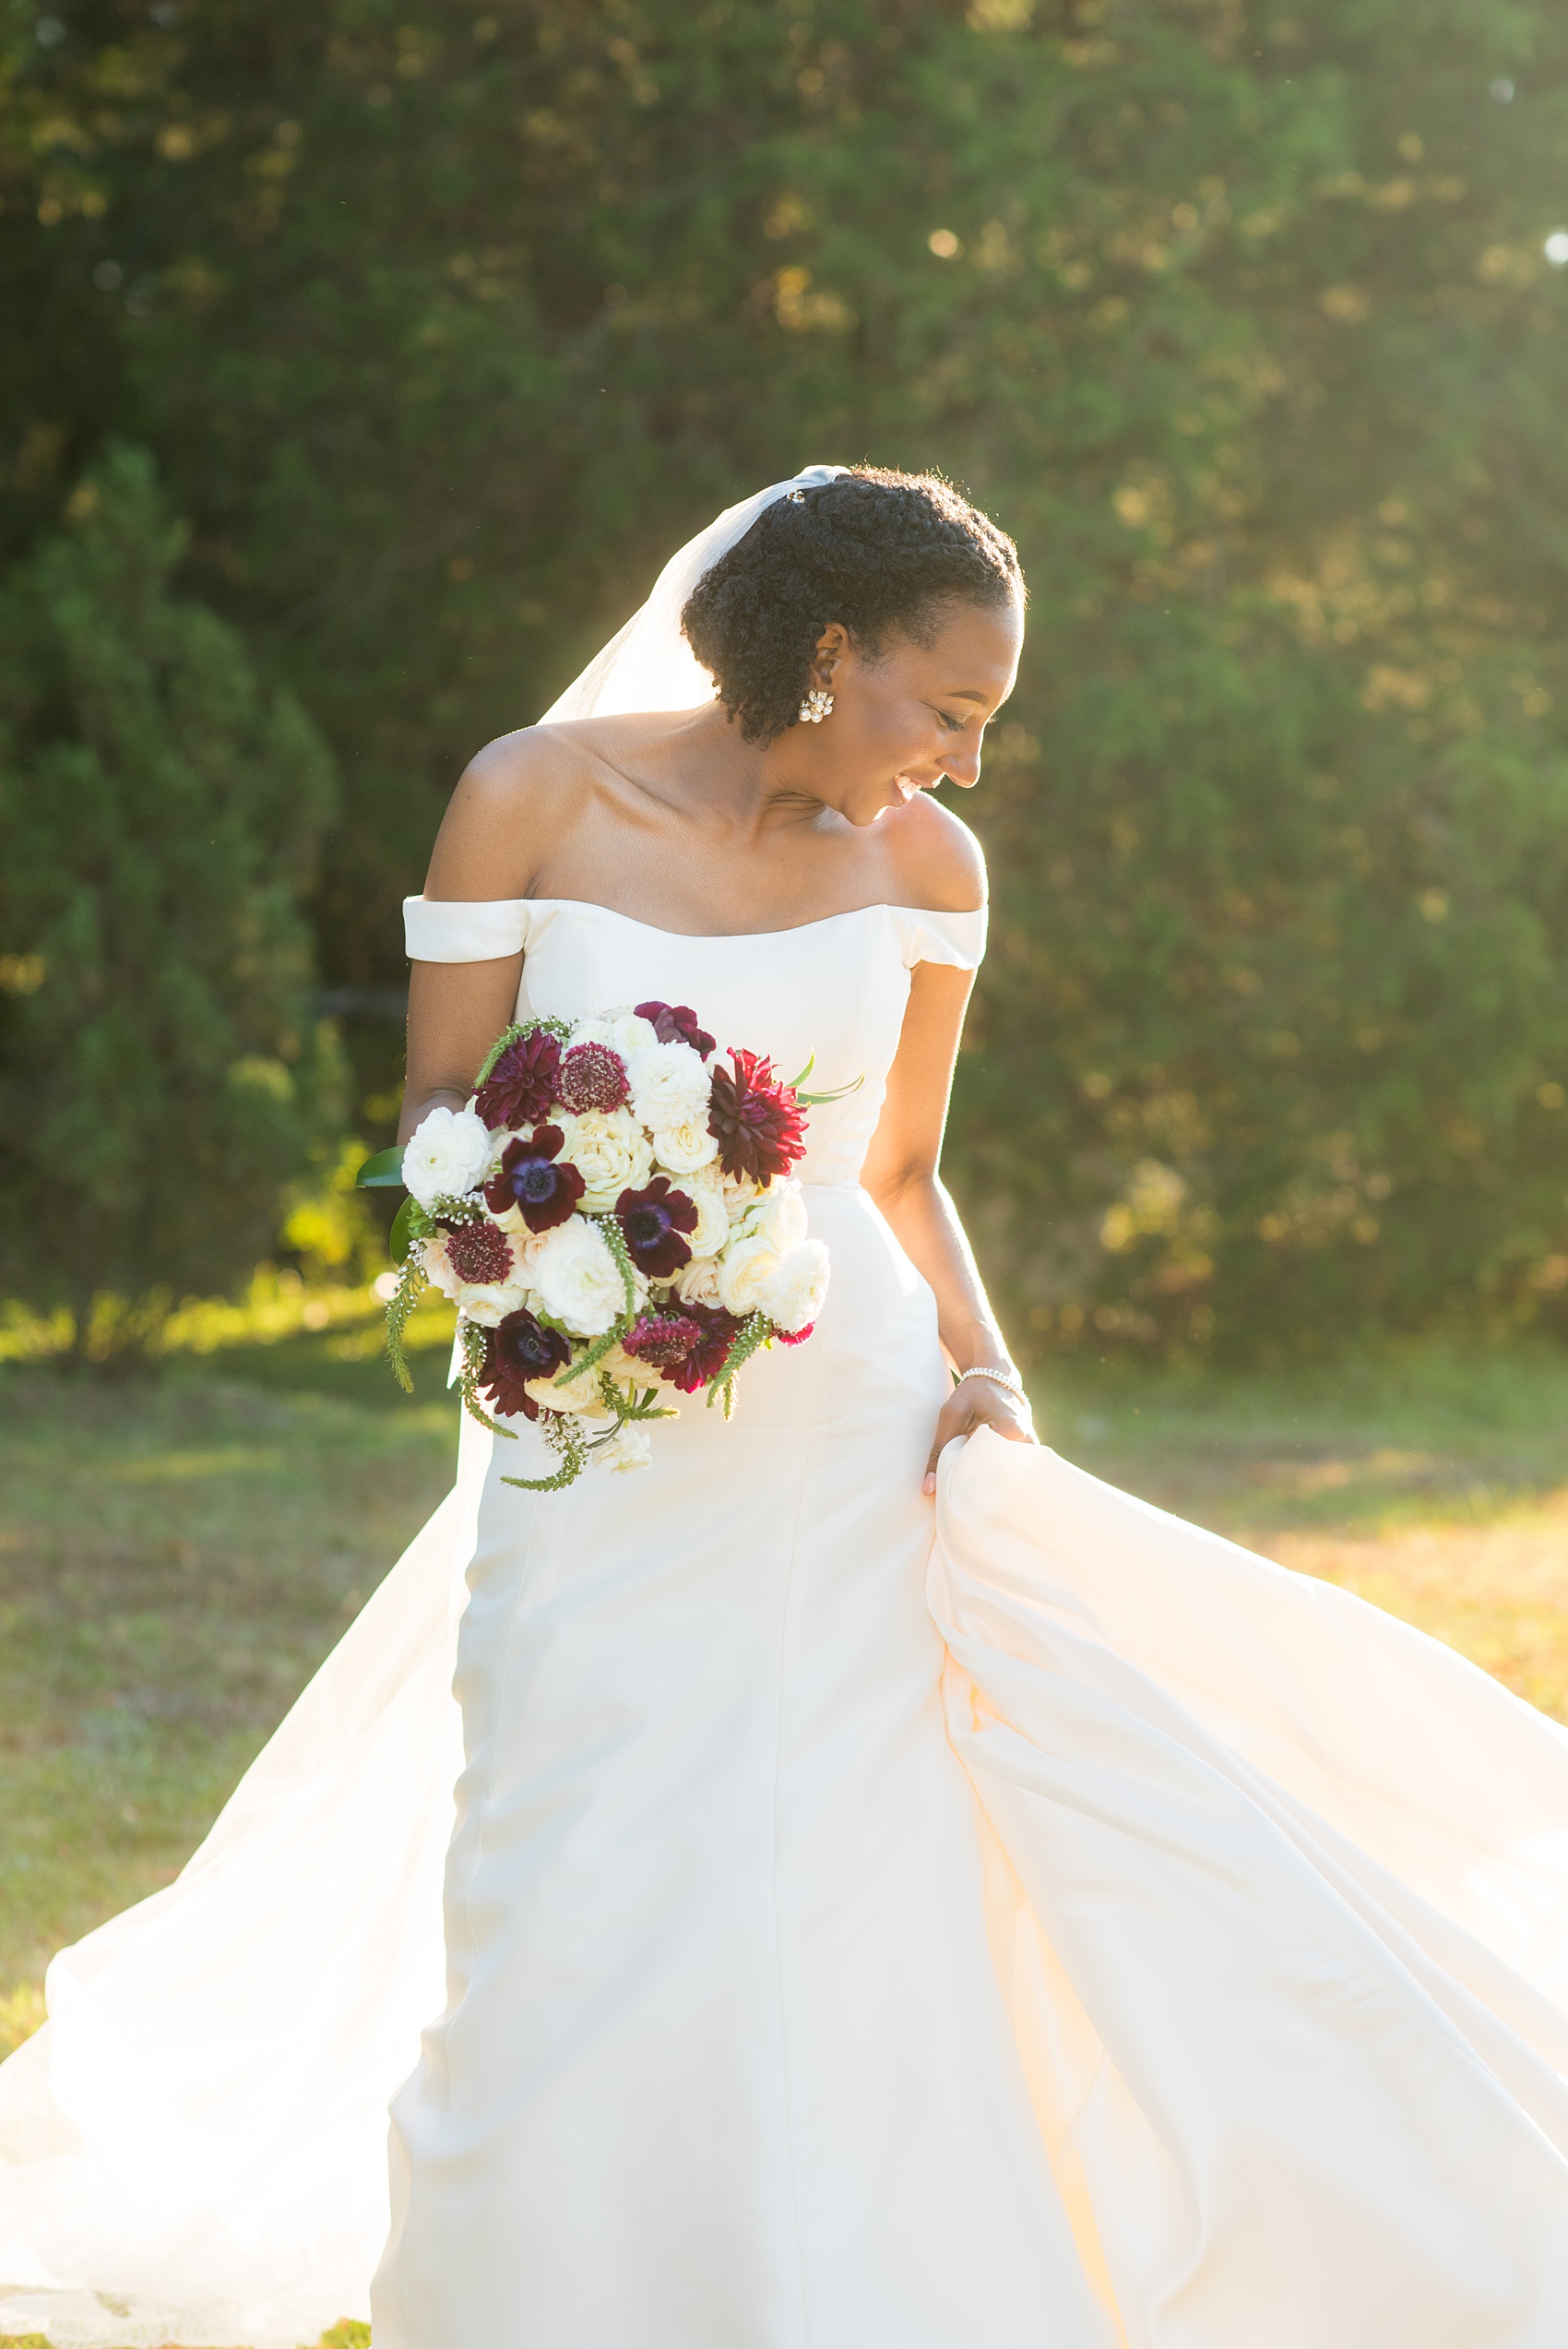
[3,0,1568,1360]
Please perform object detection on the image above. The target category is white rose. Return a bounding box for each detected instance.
[673,1255,724,1309]
[555,1107,653,1212]
[525,1355,615,1420]
[627,1038,711,1133]
[609,1008,659,1058]
[529,1215,632,1335]
[748,1176,809,1253]
[402,1106,494,1210]
[592,1422,653,1474]
[723,1171,766,1224]
[760,1239,830,1333]
[674,1167,730,1258]
[717,1231,780,1318]
[651,1117,719,1176]
[572,1008,659,1058]
[421,1231,532,1328]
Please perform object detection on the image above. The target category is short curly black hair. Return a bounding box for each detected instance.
[681,467,1024,745]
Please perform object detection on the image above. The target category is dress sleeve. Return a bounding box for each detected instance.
[889,905,988,972]
[403,897,531,963]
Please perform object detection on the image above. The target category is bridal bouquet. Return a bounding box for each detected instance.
[359,1001,836,1490]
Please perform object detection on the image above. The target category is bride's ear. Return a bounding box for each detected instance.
[809,621,852,690]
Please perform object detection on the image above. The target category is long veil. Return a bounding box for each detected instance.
[0,465,846,2349]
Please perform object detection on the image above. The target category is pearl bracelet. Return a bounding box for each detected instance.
[954,1364,1028,1408]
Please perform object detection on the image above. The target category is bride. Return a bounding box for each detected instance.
[4,464,1568,2349]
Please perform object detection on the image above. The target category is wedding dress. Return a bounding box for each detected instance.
[4,472,1568,2349]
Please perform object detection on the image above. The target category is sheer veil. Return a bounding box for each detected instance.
[0,467,844,2349]
[540,463,845,724]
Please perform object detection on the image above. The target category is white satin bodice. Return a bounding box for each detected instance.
[401,896,986,1187]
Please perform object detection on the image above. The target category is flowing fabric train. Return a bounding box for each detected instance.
[4,1431,1568,2343]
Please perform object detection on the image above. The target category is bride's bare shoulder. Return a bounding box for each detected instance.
[880,791,987,916]
[424,720,619,899]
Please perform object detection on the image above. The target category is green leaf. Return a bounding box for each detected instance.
[387,1193,417,1261]
[356,1146,406,1188]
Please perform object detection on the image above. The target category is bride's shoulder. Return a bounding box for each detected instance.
[880,792,987,915]
[428,721,620,896]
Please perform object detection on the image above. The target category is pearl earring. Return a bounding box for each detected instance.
[799,687,834,725]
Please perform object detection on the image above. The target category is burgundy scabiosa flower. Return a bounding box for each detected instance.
[555,1041,631,1115]
[657,1300,744,1393]
[477,1307,573,1420]
[635,1000,717,1058]
[622,1311,707,1374]
[707,1048,808,1186]
[483,1124,585,1233]
[474,1027,562,1130]
[442,1219,516,1288]
[614,1176,698,1279]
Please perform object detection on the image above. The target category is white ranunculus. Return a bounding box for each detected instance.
[529,1214,630,1335]
[673,1255,724,1309]
[402,1106,494,1209]
[717,1231,780,1318]
[676,1167,730,1258]
[651,1116,719,1176]
[421,1232,532,1329]
[555,1107,653,1212]
[749,1176,809,1254]
[627,1038,711,1133]
[593,1421,653,1473]
[761,1239,830,1333]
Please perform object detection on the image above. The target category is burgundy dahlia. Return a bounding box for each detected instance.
[622,1311,707,1373]
[483,1124,585,1233]
[707,1047,808,1186]
[614,1176,698,1278]
[658,1300,744,1393]
[442,1218,516,1288]
[477,1307,573,1420]
[555,1040,630,1115]
[635,999,716,1058]
[474,1028,562,1130]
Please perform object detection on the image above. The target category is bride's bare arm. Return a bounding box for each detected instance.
[858,960,1036,1493]
[398,743,553,1142]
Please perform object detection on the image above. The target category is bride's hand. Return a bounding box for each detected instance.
[922,1374,1036,1496]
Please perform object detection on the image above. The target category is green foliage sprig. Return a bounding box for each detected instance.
[553,1214,639,1386]
[455,1315,516,1441]
[501,1409,586,1492]
[705,1311,773,1417]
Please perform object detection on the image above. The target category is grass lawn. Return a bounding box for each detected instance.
[1,1308,1565,2348]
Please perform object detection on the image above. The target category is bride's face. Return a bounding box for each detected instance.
[792,594,1025,828]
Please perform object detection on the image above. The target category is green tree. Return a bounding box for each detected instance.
[5,0,1568,1353]
[0,446,345,1354]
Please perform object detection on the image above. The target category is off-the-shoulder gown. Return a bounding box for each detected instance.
[3,895,1568,2349]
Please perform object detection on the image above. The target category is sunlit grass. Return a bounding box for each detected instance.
[0,1267,457,1373]
[1035,1338,1568,1720]
[0,1351,456,2052]
[0,2332,369,2349]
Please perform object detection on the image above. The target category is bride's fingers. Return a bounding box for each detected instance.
[922,1393,983,1496]
[922,1387,1036,1493]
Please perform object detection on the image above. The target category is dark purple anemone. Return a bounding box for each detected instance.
[483,1124,585,1234]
